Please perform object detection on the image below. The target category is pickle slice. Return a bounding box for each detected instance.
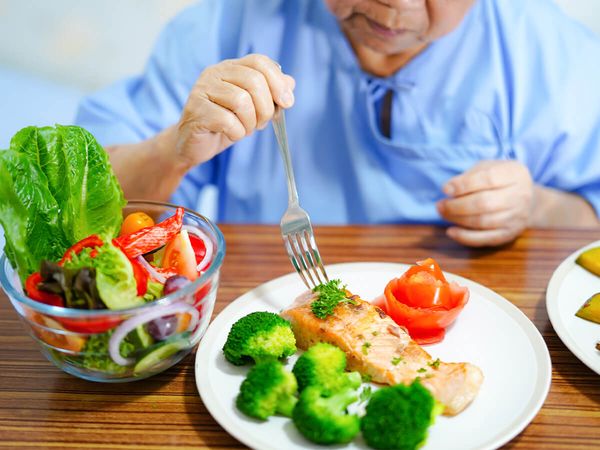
[575,247,600,277]
[575,293,600,324]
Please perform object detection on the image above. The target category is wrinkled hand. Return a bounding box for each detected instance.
[175,54,295,169]
[436,161,534,247]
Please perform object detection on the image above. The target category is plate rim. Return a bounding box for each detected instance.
[196,261,552,450]
[546,240,600,374]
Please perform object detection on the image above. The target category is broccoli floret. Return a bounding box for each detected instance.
[293,342,361,394]
[236,360,298,420]
[223,311,296,365]
[360,381,443,450]
[292,385,360,445]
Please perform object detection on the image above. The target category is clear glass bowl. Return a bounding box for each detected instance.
[0,201,225,382]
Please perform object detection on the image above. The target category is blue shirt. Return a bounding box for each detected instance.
[76,0,600,224]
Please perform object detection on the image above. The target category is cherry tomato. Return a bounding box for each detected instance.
[382,258,469,345]
[162,230,198,280]
[120,212,155,237]
[114,208,183,258]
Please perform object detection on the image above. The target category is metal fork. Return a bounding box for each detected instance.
[272,105,329,289]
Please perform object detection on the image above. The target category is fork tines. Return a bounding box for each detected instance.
[284,231,329,290]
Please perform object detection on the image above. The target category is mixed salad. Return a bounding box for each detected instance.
[0,125,216,377]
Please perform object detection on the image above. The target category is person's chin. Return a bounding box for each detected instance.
[354,32,419,55]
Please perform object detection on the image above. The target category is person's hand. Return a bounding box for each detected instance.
[174,54,295,169]
[436,160,534,247]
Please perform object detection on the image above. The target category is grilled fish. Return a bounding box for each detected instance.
[281,291,483,416]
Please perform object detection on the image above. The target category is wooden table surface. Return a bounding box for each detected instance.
[1,224,599,449]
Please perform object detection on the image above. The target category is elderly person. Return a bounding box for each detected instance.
[76,0,600,247]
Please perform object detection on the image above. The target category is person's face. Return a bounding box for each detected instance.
[324,0,476,55]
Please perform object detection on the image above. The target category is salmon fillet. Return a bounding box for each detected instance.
[281,291,483,416]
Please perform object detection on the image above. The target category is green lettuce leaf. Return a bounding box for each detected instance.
[0,124,126,281]
[77,329,136,373]
[64,243,144,310]
[0,150,69,281]
[10,125,126,243]
[143,280,165,302]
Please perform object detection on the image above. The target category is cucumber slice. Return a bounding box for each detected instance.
[127,325,154,349]
[133,339,188,374]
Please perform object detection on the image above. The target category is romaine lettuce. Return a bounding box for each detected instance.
[0,125,126,281]
[9,125,126,243]
[0,150,69,281]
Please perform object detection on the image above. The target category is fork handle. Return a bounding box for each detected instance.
[272,105,300,206]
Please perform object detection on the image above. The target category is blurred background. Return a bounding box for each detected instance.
[0,0,599,148]
[0,0,196,147]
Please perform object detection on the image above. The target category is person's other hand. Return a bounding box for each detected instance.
[175,54,295,169]
[436,160,534,247]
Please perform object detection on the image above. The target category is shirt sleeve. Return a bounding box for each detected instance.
[507,0,600,216]
[74,0,247,210]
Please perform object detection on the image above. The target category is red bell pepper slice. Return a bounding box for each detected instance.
[113,207,184,259]
[128,255,149,296]
[59,234,104,265]
[58,316,122,334]
[188,233,207,265]
[24,272,64,307]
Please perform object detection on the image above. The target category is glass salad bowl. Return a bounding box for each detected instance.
[0,201,225,382]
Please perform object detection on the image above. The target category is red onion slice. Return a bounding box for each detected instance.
[136,255,166,284]
[108,301,199,366]
[181,224,214,272]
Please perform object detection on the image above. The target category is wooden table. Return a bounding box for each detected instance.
[1,225,599,449]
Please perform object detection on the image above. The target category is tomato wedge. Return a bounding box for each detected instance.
[382,258,469,344]
[162,230,198,281]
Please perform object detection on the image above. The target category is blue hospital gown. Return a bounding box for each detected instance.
[76,0,600,224]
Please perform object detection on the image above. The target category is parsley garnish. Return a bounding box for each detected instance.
[428,358,441,369]
[359,386,373,403]
[362,373,373,383]
[372,331,379,336]
[311,279,356,319]
[391,356,403,365]
[362,342,371,355]
[417,368,427,373]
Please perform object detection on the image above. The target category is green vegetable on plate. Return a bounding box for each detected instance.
[360,380,443,450]
[236,360,298,420]
[292,342,361,395]
[292,384,360,445]
[311,279,356,319]
[222,311,296,366]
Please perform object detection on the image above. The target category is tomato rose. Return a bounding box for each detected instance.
[383,258,469,344]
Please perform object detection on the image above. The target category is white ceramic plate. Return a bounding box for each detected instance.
[196,262,551,450]
[547,241,600,374]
